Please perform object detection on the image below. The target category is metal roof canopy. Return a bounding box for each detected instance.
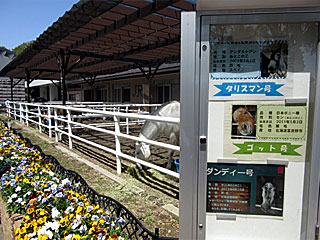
[0,0,195,103]
[0,0,194,80]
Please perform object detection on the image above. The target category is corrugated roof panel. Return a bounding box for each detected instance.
[157,8,181,20]
[0,0,196,80]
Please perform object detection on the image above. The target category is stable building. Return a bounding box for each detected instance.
[0,48,24,104]
[0,1,195,105]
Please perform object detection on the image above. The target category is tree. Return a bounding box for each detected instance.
[0,46,10,51]
[12,41,34,56]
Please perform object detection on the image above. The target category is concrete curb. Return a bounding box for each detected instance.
[162,204,179,217]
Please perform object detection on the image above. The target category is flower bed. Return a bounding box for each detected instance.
[0,121,129,240]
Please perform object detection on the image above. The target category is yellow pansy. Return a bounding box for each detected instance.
[37,216,47,225]
[59,219,67,227]
[23,235,30,240]
[22,215,30,222]
[14,228,20,235]
[98,218,105,225]
[76,206,83,214]
[38,234,48,240]
[27,207,35,214]
[35,208,46,216]
[23,178,30,184]
[94,204,100,210]
[91,220,98,226]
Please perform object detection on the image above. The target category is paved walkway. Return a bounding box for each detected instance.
[0,225,4,239]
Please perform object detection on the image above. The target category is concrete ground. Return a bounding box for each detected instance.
[0,225,3,239]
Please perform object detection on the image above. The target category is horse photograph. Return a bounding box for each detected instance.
[232,105,257,139]
[261,41,288,78]
[255,175,284,216]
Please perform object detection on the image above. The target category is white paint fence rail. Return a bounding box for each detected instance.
[5,101,180,178]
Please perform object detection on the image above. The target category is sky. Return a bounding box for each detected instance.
[0,0,79,50]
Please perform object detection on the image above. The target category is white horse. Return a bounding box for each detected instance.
[135,101,180,170]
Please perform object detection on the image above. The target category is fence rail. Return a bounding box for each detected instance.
[5,101,180,178]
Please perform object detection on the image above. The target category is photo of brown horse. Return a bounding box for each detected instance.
[232,105,256,139]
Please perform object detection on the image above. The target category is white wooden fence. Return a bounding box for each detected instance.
[5,101,180,178]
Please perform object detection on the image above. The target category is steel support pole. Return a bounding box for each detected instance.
[148,65,153,104]
[25,69,31,103]
[137,63,161,110]
[57,51,69,105]
[80,74,96,102]
[10,77,13,101]
[62,74,67,105]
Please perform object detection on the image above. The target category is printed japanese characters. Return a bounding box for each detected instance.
[208,41,289,100]
[209,40,288,80]
[207,163,285,216]
[257,105,306,140]
[224,102,307,161]
[210,42,261,79]
[207,181,251,213]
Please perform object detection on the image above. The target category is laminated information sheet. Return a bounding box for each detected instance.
[223,102,308,161]
[207,163,285,216]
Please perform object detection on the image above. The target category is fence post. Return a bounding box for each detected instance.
[137,107,141,124]
[48,106,52,138]
[13,103,17,120]
[126,106,129,134]
[54,108,59,143]
[19,103,23,122]
[38,106,42,133]
[114,115,122,175]
[25,105,29,127]
[6,102,11,118]
[67,109,73,149]
[103,106,106,120]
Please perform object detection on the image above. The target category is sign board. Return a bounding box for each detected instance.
[221,102,308,161]
[197,0,320,10]
[179,8,320,240]
[204,19,316,240]
[207,163,285,216]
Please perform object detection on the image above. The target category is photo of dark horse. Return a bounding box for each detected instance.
[261,41,288,78]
